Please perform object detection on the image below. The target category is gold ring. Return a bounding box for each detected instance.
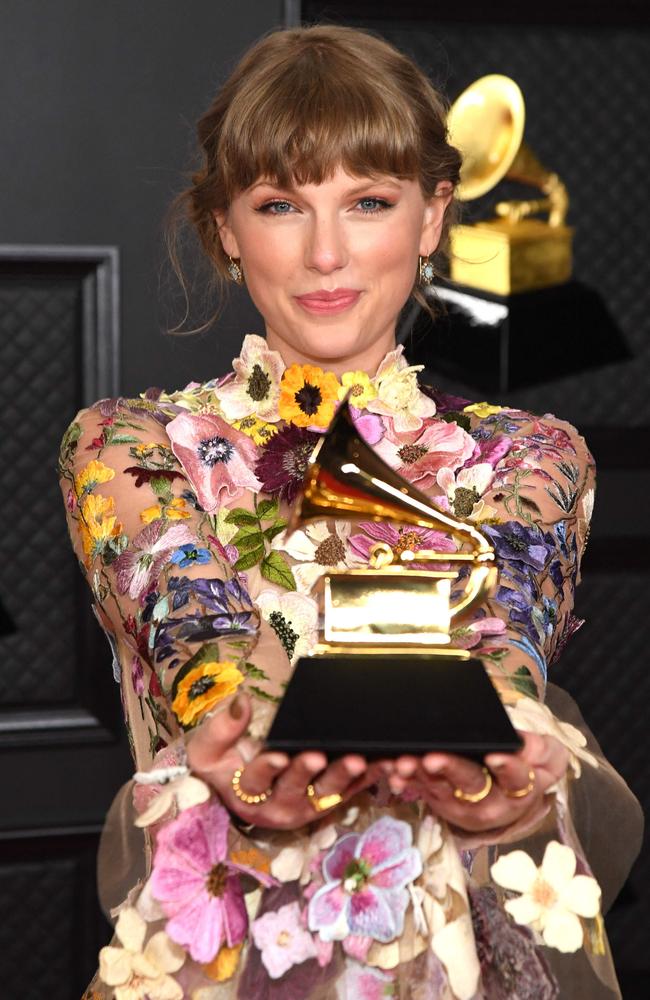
[453,766,493,804]
[306,784,343,814]
[231,768,272,806]
[503,769,536,799]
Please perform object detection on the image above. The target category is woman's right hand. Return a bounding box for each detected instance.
[187,693,386,829]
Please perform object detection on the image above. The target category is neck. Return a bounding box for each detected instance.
[264,327,397,378]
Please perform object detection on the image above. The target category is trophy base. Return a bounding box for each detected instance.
[265,653,522,762]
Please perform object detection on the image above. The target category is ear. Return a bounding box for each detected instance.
[213,210,241,259]
[419,181,454,257]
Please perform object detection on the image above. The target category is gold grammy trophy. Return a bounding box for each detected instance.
[266,401,522,760]
[448,74,573,296]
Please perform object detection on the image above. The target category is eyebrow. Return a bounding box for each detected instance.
[248,177,404,196]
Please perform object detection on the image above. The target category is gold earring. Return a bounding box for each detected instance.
[419,255,435,286]
[227,256,244,285]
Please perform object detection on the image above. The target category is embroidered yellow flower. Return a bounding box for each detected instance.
[233,415,278,446]
[74,459,116,498]
[171,660,245,728]
[463,401,504,418]
[140,497,191,524]
[279,364,340,428]
[132,442,162,458]
[79,493,122,563]
[338,370,377,408]
[201,943,244,983]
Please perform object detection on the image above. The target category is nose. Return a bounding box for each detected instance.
[304,211,348,274]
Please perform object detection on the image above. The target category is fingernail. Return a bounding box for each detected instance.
[229,695,244,719]
[423,759,443,775]
[266,753,288,769]
[487,755,509,770]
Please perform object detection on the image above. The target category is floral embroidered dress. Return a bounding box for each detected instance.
[59,335,641,1000]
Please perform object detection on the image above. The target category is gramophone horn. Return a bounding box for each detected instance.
[448,73,567,226]
[286,399,494,559]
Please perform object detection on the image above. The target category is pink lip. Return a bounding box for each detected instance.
[295,288,361,315]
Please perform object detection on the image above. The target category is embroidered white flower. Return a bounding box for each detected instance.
[98,907,185,999]
[491,841,601,953]
[218,334,284,422]
[256,588,318,663]
[367,345,436,432]
[582,487,595,525]
[133,768,211,827]
[436,462,497,522]
[274,521,360,593]
[506,697,598,778]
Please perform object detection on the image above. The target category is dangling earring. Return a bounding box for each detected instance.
[418,254,435,286]
[227,256,244,285]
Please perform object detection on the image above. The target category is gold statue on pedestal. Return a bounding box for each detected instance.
[448,74,573,295]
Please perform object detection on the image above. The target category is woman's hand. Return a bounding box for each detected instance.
[187,693,386,830]
[388,732,569,836]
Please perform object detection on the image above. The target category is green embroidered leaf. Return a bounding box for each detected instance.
[263,522,287,542]
[248,684,281,704]
[243,661,270,681]
[260,551,296,590]
[512,665,537,699]
[234,545,266,571]
[232,525,265,551]
[110,434,141,445]
[442,411,471,433]
[256,498,279,521]
[226,508,259,527]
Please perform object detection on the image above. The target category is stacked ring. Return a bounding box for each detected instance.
[452,766,493,804]
[503,768,536,799]
[231,767,273,806]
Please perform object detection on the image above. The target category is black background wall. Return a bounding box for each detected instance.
[0,3,282,998]
[1,0,647,997]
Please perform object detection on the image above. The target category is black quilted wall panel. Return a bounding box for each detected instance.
[0,274,82,705]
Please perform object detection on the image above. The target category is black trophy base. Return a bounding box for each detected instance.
[265,653,522,762]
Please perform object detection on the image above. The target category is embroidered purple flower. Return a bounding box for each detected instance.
[170,543,211,569]
[350,406,385,445]
[149,799,276,963]
[166,411,261,511]
[483,521,554,573]
[131,655,145,696]
[113,521,196,600]
[251,902,318,979]
[254,424,320,503]
[308,815,422,943]
[467,434,513,469]
[349,521,456,569]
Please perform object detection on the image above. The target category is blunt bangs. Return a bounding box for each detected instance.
[217,44,423,198]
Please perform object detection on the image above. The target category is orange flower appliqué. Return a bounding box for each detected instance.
[171,660,245,728]
[279,364,340,428]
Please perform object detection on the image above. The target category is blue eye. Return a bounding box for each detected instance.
[258,200,294,214]
[357,197,392,214]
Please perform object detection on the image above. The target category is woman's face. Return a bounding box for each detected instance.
[216,166,452,376]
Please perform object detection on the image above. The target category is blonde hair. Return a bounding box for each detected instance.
[168,25,462,330]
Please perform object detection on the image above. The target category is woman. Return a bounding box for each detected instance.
[59,25,641,1000]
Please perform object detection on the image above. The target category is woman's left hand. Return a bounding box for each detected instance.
[389,731,568,835]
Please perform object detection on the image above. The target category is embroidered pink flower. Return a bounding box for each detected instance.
[349,521,456,570]
[350,407,385,446]
[308,816,422,943]
[113,520,196,599]
[251,902,318,979]
[342,961,396,999]
[451,616,507,649]
[149,799,276,963]
[166,411,261,512]
[375,419,476,490]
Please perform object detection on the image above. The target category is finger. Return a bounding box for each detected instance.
[484,752,535,798]
[187,694,252,772]
[231,752,289,798]
[273,751,329,797]
[311,755,367,797]
[422,754,493,800]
